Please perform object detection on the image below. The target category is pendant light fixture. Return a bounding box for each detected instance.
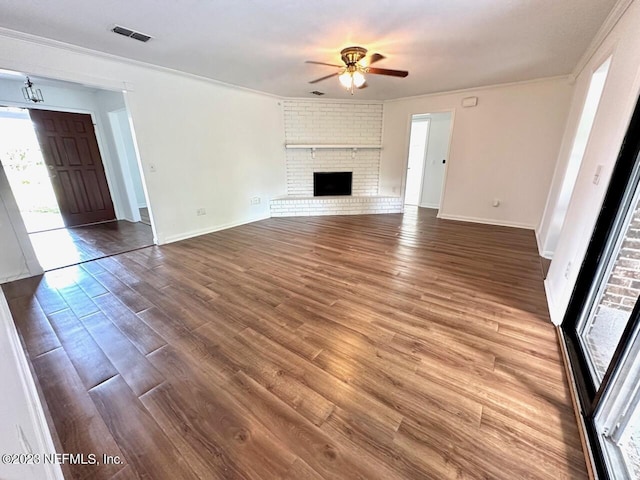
[22,77,44,103]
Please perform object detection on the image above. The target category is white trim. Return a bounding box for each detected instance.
[384,75,572,103]
[556,327,600,479]
[161,214,270,244]
[419,202,440,209]
[544,277,563,326]
[536,230,555,259]
[571,0,634,80]
[436,212,536,230]
[0,291,64,480]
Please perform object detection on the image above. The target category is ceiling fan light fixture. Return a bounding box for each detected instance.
[352,70,366,88]
[339,70,353,89]
[306,46,407,94]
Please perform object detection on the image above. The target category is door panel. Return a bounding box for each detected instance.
[562,93,640,479]
[29,109,115,227]
[577,183,640,387]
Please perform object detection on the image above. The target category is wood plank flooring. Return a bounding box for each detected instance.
[2,207,587,479]
[29,220,154,271]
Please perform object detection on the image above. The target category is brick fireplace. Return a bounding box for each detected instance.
[270,100,403,217]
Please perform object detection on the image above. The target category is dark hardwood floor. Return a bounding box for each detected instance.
[29,220,154,271]
[2,208,587,479]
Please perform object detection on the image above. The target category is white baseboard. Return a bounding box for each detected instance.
[544,278,563,326]
[436,212,536,230]
[419,202,440,209]
[535,229,554,259]
[0,292,64,480]
[161,214,270,245]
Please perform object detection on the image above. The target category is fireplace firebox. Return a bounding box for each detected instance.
[313,172,352,196]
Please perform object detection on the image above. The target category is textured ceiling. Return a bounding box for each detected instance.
[0,0,618,100]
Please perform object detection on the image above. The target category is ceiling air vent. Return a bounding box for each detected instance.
[111,25,152,43]
[310,91,325,96]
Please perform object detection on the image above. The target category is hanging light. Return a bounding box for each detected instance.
[338,66,366,94]
[22,76,44,103]
[352,70,366,88]
[339,70,353,89]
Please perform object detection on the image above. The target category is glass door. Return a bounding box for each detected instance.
[576,175,640,388]
[596,322,640,478]
[562,92,640,480]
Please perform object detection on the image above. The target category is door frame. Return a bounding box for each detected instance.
[400,108,455,212]
[0,99,124,220]
[561,93,640,479]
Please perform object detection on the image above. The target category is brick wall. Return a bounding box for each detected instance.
[283,101,383,196]
[601,206,640,312]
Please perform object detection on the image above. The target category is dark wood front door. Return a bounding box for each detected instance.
[30,109,116,227]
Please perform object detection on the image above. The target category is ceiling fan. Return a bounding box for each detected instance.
[306,46,408,94]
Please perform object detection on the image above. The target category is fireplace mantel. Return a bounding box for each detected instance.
[285,144,381,149]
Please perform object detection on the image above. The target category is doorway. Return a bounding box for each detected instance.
[0,107,64,232]
[30,108,117,227]
[405,116,429,205]
[0,75,154,273]
[404,112,452,209]
[562,94,640,479]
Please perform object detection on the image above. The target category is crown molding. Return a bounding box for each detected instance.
[383,74,572,103]
[571,0,634,79]
[0,27,282,99]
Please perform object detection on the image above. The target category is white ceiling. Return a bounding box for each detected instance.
[0,0,617,100]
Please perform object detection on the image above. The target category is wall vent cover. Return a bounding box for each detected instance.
[111,25,152,42]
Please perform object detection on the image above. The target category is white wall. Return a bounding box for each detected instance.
[0,291,62,480]
[419,112,452,209]
[543,1,640,324]
[538,58,612,258]
[0,30,286,281]
[381,77,573,228]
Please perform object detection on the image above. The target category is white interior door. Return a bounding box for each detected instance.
[404,118,429,205]
[419,112,452,209]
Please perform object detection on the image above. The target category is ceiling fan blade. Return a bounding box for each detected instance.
[367,67,409,78]
[368,53,385,65]
[305,60,343,68]
[309,72,339,84]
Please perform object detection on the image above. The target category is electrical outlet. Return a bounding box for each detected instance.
[564,261,572,280]
[196,208,206,216]
[593,165,603,185]
[250,196,261,205]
